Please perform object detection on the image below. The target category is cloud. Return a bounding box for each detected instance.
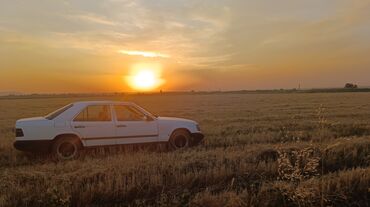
[65,13,116,26]
[118,50,170,58]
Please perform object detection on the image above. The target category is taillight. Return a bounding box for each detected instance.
[15,128,24,137]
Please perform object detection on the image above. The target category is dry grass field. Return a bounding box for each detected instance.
[0,92,369,207]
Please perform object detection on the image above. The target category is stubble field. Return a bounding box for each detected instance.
[0,92,369,207]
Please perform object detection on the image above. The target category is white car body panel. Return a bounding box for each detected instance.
[14,101,203,152]
[115,121,158,145]
[71,120,117,146]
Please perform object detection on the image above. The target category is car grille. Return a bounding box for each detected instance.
[15,128,24,137]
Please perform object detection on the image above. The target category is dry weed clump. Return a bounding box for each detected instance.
[277,147,320,182]
[272,181,319,206]
[271,167,370,207]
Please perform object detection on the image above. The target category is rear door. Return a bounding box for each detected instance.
[113,104,158,145]
[71,104,116,147]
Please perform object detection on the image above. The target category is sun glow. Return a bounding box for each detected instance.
[125,63,165,91]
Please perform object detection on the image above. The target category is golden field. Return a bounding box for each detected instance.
[0,92,369,207]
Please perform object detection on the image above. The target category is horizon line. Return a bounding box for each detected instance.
[1,86,370,97]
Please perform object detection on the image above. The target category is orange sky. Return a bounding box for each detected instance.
[1,0,370,93]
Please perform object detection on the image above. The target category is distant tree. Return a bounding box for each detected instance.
[344,83,358,89]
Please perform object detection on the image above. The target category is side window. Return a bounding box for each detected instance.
[74,105,111,122]
[114,105,145,121]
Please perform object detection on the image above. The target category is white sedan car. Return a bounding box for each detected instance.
[14,101,204,160]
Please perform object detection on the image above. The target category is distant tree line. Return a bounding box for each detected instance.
[344,83,358,89]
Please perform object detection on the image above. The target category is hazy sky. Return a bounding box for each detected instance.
[1,0,370,93]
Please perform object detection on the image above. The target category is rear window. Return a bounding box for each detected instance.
[45,104,73,120]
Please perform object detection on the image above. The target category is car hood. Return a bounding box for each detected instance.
[157,116,197,124]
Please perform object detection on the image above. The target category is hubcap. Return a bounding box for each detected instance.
[57,142,77,159]
[174,135,187,148]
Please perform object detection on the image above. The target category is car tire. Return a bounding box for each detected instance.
[169,129,190,150]
[52,137,81,161]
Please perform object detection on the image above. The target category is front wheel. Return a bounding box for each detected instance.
[169,130,190,150]
[52,137,81,161]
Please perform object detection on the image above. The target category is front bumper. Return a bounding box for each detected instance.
[13,140,52,153]
[191,132,204,146]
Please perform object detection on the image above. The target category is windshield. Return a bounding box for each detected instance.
[45,104,73,120]
[133,104,158,118]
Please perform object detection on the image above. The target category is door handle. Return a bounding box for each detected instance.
[116,124,127,128]
[74,125,85,128]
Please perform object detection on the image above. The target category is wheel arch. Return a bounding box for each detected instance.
[52,133,83,148]
[170,127,204,147]
[169,128,204,146]
[170,128,191,139]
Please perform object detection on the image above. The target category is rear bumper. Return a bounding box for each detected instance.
[13,140,52,153]
[191,132,204,145]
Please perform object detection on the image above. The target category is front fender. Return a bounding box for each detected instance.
[157,119,201,142]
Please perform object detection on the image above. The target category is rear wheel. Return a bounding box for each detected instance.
[52,137,81,160]
[169,130,190,150]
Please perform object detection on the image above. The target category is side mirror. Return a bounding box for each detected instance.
[144,115,154,121]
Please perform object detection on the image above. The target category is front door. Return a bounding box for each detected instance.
[71,104,116,147]
[113,104,158,145]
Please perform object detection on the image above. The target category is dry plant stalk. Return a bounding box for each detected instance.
[277,147,320,182]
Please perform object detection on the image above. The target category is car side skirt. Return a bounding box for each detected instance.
[83,141,168,149]
[81,134,160,147]
[80,134,159,140]
[13,133,203,153]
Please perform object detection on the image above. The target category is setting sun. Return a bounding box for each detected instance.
[132,70,157,90]
[125,63,165,91]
